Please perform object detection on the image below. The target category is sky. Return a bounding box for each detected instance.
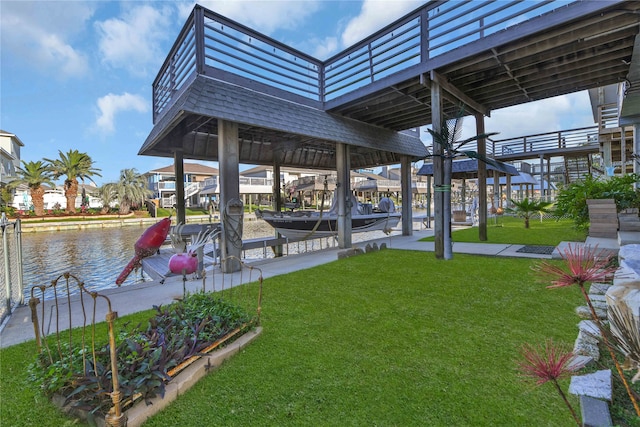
[1,0,596,186]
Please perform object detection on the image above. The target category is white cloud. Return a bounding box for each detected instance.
[422,92,595,149]
[1,1,93,78]
[341,0,423,47]
[194,0,321,35]
[483,92,594,140]
[95,93,148,134]
[39,33,89,77]
[311,36,339,60]
[95,5,173,77]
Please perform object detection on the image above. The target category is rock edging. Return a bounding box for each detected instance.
[570,283,614,426]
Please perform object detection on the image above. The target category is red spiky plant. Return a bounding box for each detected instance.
[533,243,640,416]
[517,339,585,426]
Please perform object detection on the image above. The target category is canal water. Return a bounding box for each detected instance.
[21,219,402,300]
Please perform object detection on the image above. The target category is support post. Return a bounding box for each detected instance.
[401,155,412,236]
[635,126,640,180]
[493,170,500,214]
[475,113,487,241]
[538,154,544,199]
[336,142,352,248]
[546,157,552,201]
[432,79,444,258]
[272,162,283,257]
[218,119,242,273]
[174,150,186,225]
[622,132,627,174]
[426,175,432,229]
[505,174,512,209]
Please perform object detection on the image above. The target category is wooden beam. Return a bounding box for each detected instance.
[430,70,488,117]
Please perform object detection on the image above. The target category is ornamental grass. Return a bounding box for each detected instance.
[534,244,640,417]
[517,339,586,426]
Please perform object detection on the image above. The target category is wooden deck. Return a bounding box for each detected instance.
[142,236,295,281]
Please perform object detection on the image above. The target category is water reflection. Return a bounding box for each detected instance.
[22,226,150,300]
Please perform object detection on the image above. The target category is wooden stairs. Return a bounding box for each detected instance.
[587,199,640,246]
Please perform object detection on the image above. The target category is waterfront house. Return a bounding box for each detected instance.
[0,130,23,197]
[144,163,219,208]
[11,183,102,211]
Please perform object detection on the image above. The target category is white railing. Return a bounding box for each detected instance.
[161,195,176,208]
[184,182,202,198]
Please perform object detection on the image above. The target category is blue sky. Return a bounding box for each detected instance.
[1,0,596,186]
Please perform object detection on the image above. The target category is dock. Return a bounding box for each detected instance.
[142,235,298,281]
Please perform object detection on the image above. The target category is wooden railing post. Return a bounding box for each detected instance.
[194,5,205,74]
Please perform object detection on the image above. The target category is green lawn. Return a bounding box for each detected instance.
[1,250,592,426]
[422,216,587,246]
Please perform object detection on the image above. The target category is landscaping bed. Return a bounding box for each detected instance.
[28,292,260,426]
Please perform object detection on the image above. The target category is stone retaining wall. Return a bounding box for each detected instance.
[568,244,640,426]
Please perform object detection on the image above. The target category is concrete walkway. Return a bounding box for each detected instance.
[0,229,585,348]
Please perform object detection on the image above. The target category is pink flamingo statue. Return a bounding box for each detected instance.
[116,217,171,285]
[168,223,216,296]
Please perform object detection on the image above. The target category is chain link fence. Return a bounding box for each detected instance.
[0,214,23,325]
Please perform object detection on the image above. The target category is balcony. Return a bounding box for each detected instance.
[142,0,638,173]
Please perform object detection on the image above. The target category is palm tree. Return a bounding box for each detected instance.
[96,184,115,214]
[45,150,101,214]
[105,168,152,215]
[506,198,552,228]
[427,106,508,259]
[11,160,56,216]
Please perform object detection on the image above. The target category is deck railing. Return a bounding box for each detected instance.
[489,126,600,158]
[239,177,273,186]
[153,6,322,123]
[153,1,580,123]
[599,102,620,130]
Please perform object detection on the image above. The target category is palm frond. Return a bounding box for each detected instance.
[454,132,500,151]
[446,115,463,146]
[607,306,640,377]
[460,150,513,173]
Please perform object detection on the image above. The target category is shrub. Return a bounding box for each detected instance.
[553,174,640,229]
[1,205,15,217]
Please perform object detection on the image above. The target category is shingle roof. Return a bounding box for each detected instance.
[139,75,427,170]
[0,130,25,146]
[418,159,518,179]
[147,162,219,175]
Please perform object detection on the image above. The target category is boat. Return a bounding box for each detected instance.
[255,193,401,240]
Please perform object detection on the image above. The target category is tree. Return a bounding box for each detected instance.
[45,150,101,214]
[105,168,152,215]
[96,184,115,214]
[0,186,13,207]
[427,106,508,259]
[11,160,56,216]
[506,198,552,228]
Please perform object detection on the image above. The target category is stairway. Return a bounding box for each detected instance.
[563,155,592,183]
[617,208,640,246]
